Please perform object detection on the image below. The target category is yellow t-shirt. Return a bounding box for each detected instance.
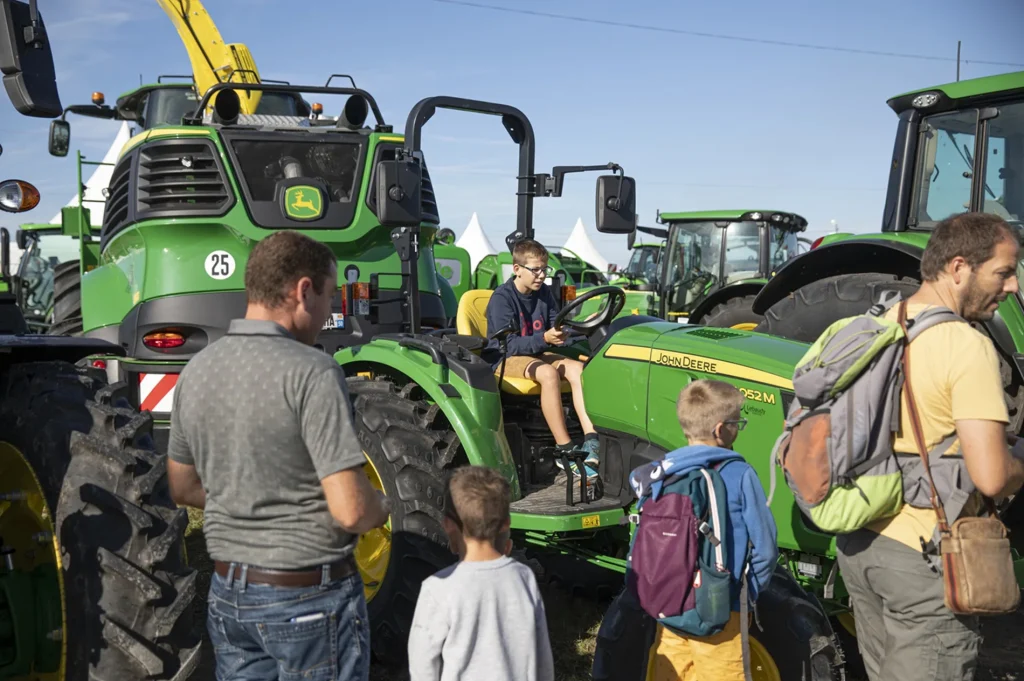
[864,302,1008,550]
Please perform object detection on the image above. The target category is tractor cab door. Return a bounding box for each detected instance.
[660,221,723,320]
[768,225,801,274]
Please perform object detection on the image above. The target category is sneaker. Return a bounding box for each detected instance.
[580,436,601,468]
[554,447,599,482]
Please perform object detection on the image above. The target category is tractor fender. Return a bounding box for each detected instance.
[752,239,924,315]
[2,334,126,364]
[335,342,520,496]
[689,281,765,324]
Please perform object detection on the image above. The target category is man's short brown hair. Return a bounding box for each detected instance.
[676,379,745,441]
[244,231,337,308]
[919,212,1018,282]
[444,465,511,543]
[512,238,548,266]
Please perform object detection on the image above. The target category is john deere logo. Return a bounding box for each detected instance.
[284,185,323,221]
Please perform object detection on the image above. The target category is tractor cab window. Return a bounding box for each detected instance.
[625,245,661,283]
[16,233,80,328]
[723,221,761,283]
[664,221,723,314]
[770,228,800,271]
[139,88,200,129]
[910,100,1023,229]
[230,139,362,203]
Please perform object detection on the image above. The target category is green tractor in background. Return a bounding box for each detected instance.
[582,209,808,329]
[751,70,1024,430]
[607,227,665,289]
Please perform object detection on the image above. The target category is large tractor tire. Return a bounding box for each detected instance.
[754,273,920,342]
[755,271,1024,432]
[700,294,763,331]
[346,376,465,668]
[48,260,83,336]
[0,361,200,681]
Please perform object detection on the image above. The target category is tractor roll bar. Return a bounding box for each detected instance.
[186,83,387,128]
[403,96,536,247]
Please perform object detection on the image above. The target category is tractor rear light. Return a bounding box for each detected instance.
[811,236,824,250]
[143,332,186,349]
[91,359,107,369]
[562,285,577,303]
[353,282,370,316]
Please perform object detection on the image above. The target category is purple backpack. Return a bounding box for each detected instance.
[624,457,739,638]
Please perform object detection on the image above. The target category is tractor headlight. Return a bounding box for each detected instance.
[912,92,940,109]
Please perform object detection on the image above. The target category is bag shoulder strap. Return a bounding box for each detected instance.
[904,304,965,342]
[897,300,953,536]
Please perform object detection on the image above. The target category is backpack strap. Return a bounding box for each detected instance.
[903,305,965,342]
[697,468,726,570]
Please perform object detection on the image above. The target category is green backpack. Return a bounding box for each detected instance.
[768,295,971,535]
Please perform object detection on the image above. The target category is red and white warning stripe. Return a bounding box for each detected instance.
[139,373,179,413]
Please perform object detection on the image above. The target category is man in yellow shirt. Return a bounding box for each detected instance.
[835,212,1024,681]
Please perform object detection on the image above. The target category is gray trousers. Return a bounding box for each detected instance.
[836,530,981,681]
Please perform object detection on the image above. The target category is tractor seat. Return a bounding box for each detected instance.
[455,289,571,397]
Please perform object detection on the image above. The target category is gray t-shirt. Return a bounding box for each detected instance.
[167,319,366,569]
[406,556,554,681]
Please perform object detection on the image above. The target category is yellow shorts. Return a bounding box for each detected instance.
[646,612,746,681]
[494,352,574,379]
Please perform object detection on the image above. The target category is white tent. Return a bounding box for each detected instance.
[50,121,133,226]
[456,211,498,271]
[562,217,609,272]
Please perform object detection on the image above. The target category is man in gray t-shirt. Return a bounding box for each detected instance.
[166,230,389,681]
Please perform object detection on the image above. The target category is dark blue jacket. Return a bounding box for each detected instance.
[482,278,559,368]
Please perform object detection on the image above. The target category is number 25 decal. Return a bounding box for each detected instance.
[205,251,236,280]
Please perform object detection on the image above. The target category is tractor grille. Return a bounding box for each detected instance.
[685,327,745,340]
[136,140,231,216]
[101,154,133,236]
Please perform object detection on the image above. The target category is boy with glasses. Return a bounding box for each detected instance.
[483,238,601,480]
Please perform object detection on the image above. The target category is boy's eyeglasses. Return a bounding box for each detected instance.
[722,418,748,431]
[518,264,553,277]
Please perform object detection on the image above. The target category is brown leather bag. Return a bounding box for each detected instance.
[898,301,1021,616]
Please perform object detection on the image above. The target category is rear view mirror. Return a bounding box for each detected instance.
[15,226,29,249]
[48,118,69,156]
[0,0,62,118]
[595,174,637,234]
[375,159,422,227]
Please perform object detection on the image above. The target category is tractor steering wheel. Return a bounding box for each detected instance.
[552,285,627,333]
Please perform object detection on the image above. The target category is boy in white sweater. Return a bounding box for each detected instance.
[407,466,555,681]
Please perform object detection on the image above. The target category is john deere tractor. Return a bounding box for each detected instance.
[608,228,664,289]
[583,209,808,329]
[751,70,1024,431]
[313,94,863,679]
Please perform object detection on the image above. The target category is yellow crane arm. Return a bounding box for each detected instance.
[155,0,262,114]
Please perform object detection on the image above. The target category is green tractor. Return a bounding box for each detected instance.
[324,96,858,679]
[750,70,1024,430]
[583,209,809,330]
[608,227,665,289]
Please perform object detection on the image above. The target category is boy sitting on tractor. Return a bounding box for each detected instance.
[482,238,600,481]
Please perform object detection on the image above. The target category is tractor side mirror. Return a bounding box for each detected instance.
[375,159,422,227]
[595,174,637,234]
[48,119,70,157]
[15,227,29,250]
[0,0,62,118]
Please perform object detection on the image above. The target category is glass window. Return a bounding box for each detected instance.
[664,221,723,315]
[140,88,201,129]
[723,221,761,283]
[981,100,1023,226]
[910,109,979,228]
[16,233,80,321]
[770,228,800,270]
[230,139,362,203]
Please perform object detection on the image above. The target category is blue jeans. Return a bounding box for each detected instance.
[207,562,370,681]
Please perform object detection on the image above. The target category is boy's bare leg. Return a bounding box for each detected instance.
[555,358,601,469]
[526,361,572,445]
[555,358,595,433]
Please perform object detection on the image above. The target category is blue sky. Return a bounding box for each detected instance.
[2,0,1022,266]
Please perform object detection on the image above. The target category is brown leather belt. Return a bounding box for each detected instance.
[214,555,357,587]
